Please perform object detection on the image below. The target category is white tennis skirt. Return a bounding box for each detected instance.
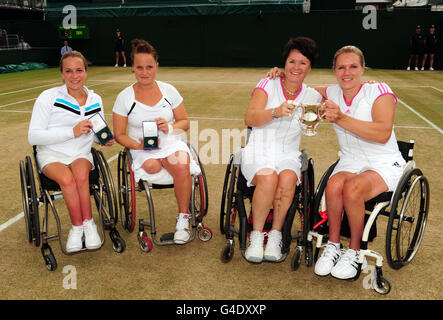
[240,146,302,187]
[331,155,406,191]
[36,148,94,171]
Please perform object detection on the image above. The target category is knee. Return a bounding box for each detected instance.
[342,180,363,204]
[171,163,191,180]
[255,170,278,193]
[57,173,76,189]
[325,178,343,199]
[143,159,162,174]
[73,170,90,188]
[276,172,297,200]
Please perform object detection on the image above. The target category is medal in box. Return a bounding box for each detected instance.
[88,112,114,145]
[142,121,159,150]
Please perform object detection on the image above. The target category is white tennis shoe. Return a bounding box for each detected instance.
[174,214,191,244]
[264,230,283,261]
[314,242,342,276]
[245,230,265,263]
[66,225,84,253]
[331,248,367,280]
[83,219,101,250]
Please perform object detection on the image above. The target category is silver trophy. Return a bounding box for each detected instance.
[288,101,325,136]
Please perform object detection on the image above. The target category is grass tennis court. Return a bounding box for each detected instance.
[0,66,442,300]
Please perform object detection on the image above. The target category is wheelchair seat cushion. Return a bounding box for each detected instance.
[134,159,201,185]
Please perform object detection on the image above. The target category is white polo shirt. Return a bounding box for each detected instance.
[325,82,403,162]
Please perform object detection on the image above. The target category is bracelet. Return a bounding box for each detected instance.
[168,123,174,134]
[271,108,277,119]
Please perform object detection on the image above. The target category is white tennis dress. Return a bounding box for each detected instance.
[28,84,104,170]
[241,77,322,186]
[113,81,199,184]
[325,82,406,191]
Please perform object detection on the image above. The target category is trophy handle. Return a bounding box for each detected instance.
[318,102,326,119]
[294,103,305,120]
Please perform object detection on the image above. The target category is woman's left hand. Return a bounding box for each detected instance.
[155,117,170,134]
[104,139,115,147]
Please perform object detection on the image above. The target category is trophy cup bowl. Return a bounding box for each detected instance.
[289,101,325,136]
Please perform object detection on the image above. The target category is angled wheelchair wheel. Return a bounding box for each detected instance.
[20,160,32,243]
[117,150,136,232]
[23,156,40,247]
[386,168,429,269]
[92,149,118,226]
[224,157,240,239]
[188,143,209,222]
[220,154,235,234]
[91,148,116,229]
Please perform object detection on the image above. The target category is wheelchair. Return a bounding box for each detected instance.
[307,140,429,295]
[219,147,315,265]
[19,146,126,271]
[117,141,212,252]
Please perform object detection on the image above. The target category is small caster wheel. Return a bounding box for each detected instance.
[138,232,153,253]
[113,237,126,253]
[373,276,391,295]
[291,246,302,271]
[44,253,57,271]
[220,240,234,263]
[198,226,213,242]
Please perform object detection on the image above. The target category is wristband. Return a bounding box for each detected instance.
[168,123,174,134]
[272,108,277,119]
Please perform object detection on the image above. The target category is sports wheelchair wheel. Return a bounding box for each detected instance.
[19,156,40,247]
[386,168,429,269]
[188,142,209,223]
[291,152,315,269]
[92,149,118,225]
[92,148,126,253]
[220,154,235,234]
[117,150,136,232]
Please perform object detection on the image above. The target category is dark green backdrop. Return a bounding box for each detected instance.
[1,7,442,69]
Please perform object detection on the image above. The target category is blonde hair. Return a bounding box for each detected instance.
[59,50,88,72]
[332,45,365,69]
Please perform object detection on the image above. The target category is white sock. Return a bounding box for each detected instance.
[178,213,189,219]
[328,240,340,249]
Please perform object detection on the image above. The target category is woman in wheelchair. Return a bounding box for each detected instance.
[113,39,194,244]
[311,46,407,279]
[242,37,322,263]
[28,50,114,253]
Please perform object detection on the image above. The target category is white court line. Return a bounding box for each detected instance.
[430,86,443,93]
[0,153,119,233]
[0,82,109,109]
[87,79,443,91]
[0,212,25,232]
[0,82,61,96]
[397,98,443,134]
[0,109,438,131]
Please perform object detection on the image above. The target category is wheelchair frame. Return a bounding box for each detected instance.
[117,141,212,252]
[219,148,314,265]
[307,140,430,295]
[19,147,126,271]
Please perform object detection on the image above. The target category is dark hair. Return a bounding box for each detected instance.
[131,38,159,62]
[282,37,318,66]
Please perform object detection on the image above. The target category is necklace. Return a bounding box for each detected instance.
[282,79,300,96]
